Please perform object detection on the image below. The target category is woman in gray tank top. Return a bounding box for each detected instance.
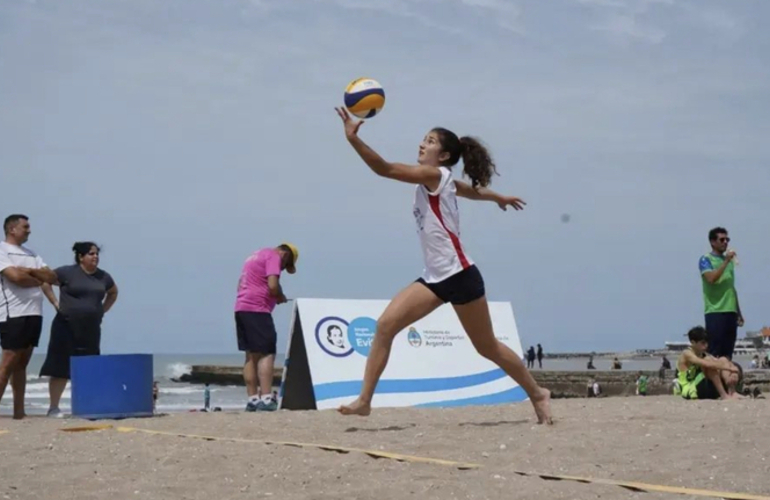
[38,242,118,418]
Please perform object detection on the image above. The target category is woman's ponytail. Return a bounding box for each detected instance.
[432,127,498,189]
[459,136,497,189]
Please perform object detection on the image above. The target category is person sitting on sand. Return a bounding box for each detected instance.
[611,357,622,370]
[676,326,743,400]
[635,371,648,396]
[592,379,601,397]
[725,360,748,398]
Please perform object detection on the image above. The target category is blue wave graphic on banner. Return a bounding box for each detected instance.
[313,368,508,401]
[413,386,527,408]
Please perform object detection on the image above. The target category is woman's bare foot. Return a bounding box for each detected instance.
[531,388,553,425]
[337,398,372,416]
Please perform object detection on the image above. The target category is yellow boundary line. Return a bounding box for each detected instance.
[57,424,770,500]
[513,472,770,500]
[60,424,113,433]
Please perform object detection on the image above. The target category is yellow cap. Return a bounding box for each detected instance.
[282,242,299,274]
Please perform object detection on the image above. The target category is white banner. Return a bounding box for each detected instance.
[282,298,527,410]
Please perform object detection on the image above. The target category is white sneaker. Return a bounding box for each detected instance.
[46,408,64,419]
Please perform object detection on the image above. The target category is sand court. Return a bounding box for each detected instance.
[1,396,769,500]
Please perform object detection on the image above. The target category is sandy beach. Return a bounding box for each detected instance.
[1,396,769,500]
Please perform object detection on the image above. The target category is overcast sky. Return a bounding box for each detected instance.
[2,0,768,355]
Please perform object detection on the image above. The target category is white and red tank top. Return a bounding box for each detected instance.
[413,167,474,283]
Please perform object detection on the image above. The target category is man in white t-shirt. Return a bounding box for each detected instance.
[0,214,55,419]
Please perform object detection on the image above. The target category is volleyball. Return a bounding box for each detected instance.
[344,78,385,119]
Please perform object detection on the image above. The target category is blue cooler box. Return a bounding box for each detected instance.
[71,354,154,420]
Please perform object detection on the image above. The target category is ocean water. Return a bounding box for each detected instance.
[0,352,759,417]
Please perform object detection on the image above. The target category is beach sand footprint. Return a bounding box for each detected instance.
[344,423,417,433]
[459,419,529,428]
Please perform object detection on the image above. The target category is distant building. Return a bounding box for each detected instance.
[664,341,690,351]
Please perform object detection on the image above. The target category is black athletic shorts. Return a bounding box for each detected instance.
[39,312,103,380]
[696,376,720,400]
[416,265,486,305]
[0,315,43,350]
[705,312,738,359]
[235,311,277,354]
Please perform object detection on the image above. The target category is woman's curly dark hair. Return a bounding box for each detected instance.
[432,127,499,189]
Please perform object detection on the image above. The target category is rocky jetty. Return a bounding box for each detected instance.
[175,365,770,398]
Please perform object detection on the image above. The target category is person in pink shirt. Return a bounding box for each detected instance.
[234,243,298,412]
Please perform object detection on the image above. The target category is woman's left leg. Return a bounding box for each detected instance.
[40,313,73,416]
[453,295,553,425]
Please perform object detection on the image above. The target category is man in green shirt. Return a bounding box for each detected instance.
[699,227,744,359]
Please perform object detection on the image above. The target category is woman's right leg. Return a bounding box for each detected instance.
[453,295,553,424]
[338,282,443,416]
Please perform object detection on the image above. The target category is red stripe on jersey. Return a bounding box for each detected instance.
[428,194,470,269]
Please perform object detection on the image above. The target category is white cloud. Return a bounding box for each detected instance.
[576,0,625,7]
[679,3,744,41]
[330,0,525,35]
[591,13,666,43]
[459,0,524,33]
[578,0,674,44]
[328,0,468,36]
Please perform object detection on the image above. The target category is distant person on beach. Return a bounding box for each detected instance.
[0,214,51,420]
[727,361,744,396]
[234,243,298,412]
[699,227,743,359]
[586,378,601,397]
[611,357,622,370]
[536,344,543,369]
[676,326,742,400]
[587,355,595,370]
[635,372,648,396]
[334,107,553,424]
[659,355,671,381]
[527,346,536,369]
[32,242,118,418]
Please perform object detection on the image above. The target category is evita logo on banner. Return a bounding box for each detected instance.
[278,298,528,412]
[315,316,426,357]
[314,316,377,358]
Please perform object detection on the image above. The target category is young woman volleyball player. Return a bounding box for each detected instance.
[334,107,553,425]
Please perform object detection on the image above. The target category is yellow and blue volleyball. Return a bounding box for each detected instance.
[344,78,385,119]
